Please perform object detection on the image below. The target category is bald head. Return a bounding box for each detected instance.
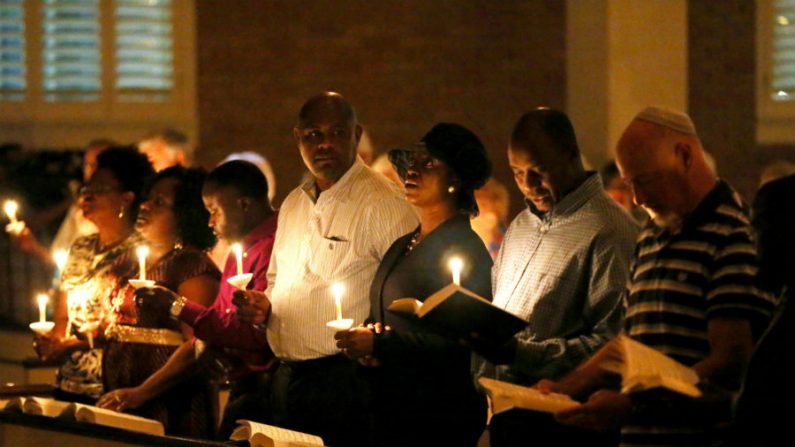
[616,116,706,176]
[297,92,358,127]
[616,107,716,228]
[617,106,704,167]
[294,92,363,191]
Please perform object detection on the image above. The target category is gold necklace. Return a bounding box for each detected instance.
[405,229,422,254]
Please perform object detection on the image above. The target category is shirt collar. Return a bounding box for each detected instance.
[241,211,279,248]
[646,179,734,237]
[526,172,603,220]
[300,156,365,205]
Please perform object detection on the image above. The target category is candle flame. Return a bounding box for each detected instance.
[136,245,150,259]
[4,200,18,221]
[449,257,463,272]
[37,293,48,307]
[449,256,463,286]
[54,249,69,271]
[331,282,345,298]
[232,243,244,276]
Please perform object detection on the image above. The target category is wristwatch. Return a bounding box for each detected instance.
[170,295,188,319]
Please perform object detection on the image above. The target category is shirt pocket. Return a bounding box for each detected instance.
[527,272,566,316]
[307,234,351,281]
[501,270,562,320]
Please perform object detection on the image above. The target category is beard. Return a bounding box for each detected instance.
[647,208,683,230]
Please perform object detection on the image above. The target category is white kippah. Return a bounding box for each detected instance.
[634,106,697,135]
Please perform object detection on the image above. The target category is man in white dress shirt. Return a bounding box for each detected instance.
[238,92,417,445]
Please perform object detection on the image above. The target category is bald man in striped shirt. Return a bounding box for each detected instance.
[552,107,776,447]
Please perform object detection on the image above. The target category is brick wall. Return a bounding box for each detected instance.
[688,0,795,202]
[195,0,565,212]
[688,0,759,201]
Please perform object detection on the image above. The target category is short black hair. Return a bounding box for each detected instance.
[95,145,155,221]
[511,108,580,156]
[205,160,269,200]
[143,166,216,251]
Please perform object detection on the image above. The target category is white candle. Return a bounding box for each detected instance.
[67,287,89,337]
[53,249,68,271]
[66,290,75,335]
[232,243,244,276]
[36,293,48,323]
[331,282,344,321]
[449,257,463,286]
[136,246,150,281]
[4,200,18,223]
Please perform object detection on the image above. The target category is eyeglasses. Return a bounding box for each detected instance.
[79,185,121,196]
[389,145,443,180]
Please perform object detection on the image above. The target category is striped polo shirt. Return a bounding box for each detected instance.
[622,180,777,447]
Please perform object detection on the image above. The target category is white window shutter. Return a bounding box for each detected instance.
[41,0,101,101]
[114,0,173,95]
[0,0,25,100]
[771,0,795,100]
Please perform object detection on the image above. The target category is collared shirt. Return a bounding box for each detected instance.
[622,180,777,447]
[179,212,278,370]
[485,173,639,383]
[267,157,418,361]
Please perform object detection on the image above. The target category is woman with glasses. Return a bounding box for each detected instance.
[95,166,220,438]
[34,146,154,403]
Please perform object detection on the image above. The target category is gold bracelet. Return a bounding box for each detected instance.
[170,295,188,319]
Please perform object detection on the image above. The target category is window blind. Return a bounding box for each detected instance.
[772,0,795,100]
[114,0,173,97]
[0,0,25,100]
[41,0,101,101]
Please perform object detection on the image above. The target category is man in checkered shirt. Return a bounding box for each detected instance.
[475,108,639,447]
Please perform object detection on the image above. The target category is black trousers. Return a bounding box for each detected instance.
[271,354,371,447]
[490,409,619,447]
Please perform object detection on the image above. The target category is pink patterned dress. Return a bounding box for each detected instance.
[103,247,221,438]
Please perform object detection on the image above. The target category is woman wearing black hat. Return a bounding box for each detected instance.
[335,123,493,447]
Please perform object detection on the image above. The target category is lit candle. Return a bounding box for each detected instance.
[232,243,244,276]
[136,246,149,281]
[74,286,96,348]
[331,282,344,321]
[53,249,68,271]
[449,257,463,286]
[66,290,75,335]
[67,287,89,337]
[3,200,18,223]
[36,293,48,323]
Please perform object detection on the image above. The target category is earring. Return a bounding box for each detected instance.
[448,185,456,194]
[174,238,183,251]
[118,205,125,219]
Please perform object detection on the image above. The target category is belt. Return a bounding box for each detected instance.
[105,324,184,346]
[280,353,348,374]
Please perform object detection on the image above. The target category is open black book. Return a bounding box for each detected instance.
[387,283,527,342]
